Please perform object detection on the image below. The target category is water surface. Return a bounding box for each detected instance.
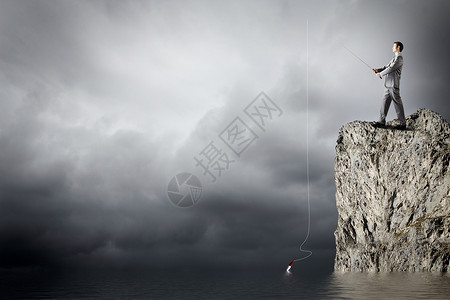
[1,269,449,299]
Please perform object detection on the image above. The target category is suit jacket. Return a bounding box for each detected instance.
[377,53,403,89]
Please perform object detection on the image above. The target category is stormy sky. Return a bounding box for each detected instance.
[0,0,449,271]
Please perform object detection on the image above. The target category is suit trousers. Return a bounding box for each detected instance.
[379,87,406,125]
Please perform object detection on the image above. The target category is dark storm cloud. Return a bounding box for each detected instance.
[0,0,449,271]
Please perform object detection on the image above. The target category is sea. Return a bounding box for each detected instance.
[1,268,449,299]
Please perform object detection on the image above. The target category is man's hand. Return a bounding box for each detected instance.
[376,73,382,79]
[372,68,378,73]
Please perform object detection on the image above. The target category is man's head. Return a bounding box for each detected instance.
[393,41,403,53]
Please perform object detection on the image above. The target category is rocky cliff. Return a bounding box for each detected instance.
[334,109,449,272]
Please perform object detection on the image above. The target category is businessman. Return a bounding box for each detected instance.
[371,41,406,130]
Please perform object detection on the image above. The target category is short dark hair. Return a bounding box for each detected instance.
[394,41,404,52]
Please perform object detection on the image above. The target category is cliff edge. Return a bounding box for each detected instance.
[334,109,449,272]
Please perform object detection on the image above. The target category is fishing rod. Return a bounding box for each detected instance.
[344,46,381,79]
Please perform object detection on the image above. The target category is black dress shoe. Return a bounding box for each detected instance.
[371,121,385,128]
[394,124,406,130]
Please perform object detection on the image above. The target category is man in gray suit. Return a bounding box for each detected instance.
[371,41,406,130]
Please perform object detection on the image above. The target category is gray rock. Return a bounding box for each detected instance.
[334,109,450,272]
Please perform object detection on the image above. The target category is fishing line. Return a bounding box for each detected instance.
[294,20,312,263]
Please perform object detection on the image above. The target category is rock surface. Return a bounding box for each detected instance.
[334,109,449,272]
